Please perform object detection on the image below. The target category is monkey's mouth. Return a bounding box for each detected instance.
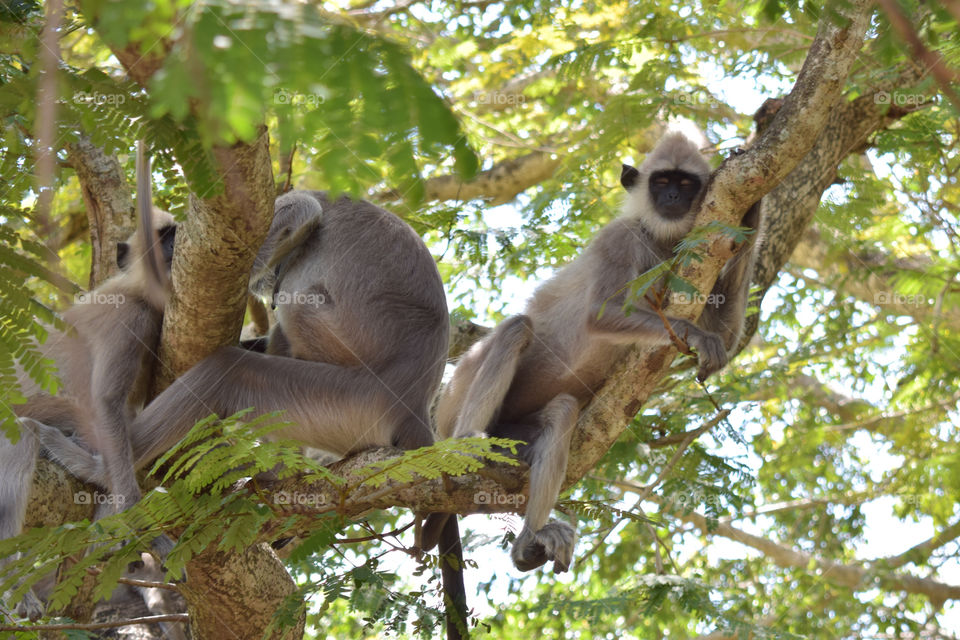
[659,204,691,219]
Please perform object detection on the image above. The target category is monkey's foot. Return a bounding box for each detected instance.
[511,521,576,573]
[11,588,44,621]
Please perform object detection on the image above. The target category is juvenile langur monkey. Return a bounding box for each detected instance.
[425,128,762,573]
[0,152,177,619]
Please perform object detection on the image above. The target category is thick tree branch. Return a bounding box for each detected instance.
[153,131,276,389]
[381,151,561,206]
[743,67,927,340]
[66,135,136,287]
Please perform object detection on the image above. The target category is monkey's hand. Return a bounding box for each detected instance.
[511,521,576,574]
[686,329,728,382]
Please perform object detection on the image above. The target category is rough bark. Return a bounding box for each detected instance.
[743,66,926,340]
[66,135,136,287]
[153,131,276,390]
[181,545,302,640]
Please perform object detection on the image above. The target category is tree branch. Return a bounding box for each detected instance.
[661,496,960,605]
[380,151,561,206]
[66,135,136,287]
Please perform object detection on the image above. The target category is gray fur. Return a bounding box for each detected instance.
[0,208,176,618]
[46,191,449,479]
[430,128,762,572]
[0,418,43,620]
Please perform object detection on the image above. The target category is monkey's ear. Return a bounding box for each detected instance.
[268,216,321,269]
[620,164,640,189]
[116,242,130,269]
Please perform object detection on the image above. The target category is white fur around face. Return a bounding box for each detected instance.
[621,187,697,241]
[620,129,712,243]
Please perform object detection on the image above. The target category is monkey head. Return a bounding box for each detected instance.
[620,129,712,242]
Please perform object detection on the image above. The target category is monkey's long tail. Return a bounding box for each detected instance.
[136,140,169,304]
[439,515,469,640]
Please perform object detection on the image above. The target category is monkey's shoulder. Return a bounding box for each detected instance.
[587,218,672,267]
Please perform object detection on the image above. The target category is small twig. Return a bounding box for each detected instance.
[634,409,730,505]
[875,0,960,112]
[644,290,695,356]
[334,521,414,545]
[0,613,188,632]
[86,567,179,592]
[278,142,297,195]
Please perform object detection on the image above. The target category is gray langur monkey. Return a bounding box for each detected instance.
[0,166,177,620]
[423,128,763,574]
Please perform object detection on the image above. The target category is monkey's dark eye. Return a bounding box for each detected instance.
[680,179,694,186]
[654,177,670,185]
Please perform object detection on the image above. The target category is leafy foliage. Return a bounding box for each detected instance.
[0,217,66,440]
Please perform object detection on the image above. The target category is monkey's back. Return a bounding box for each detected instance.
[274,192,449,410]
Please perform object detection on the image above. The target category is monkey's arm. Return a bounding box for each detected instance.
[585,259,727,381]
[86,301,163,510]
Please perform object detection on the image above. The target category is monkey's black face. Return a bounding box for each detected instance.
[648,170,702,219]
[158,225,177,268]
[115,224,177,271]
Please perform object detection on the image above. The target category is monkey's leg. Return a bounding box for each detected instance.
[449,314,532,439]
[34,423,107,486]
[85,300,164,514]
[129,347,409,469]
[421,316,533,552]
[510,394,578,573]
[0,418,45,620]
